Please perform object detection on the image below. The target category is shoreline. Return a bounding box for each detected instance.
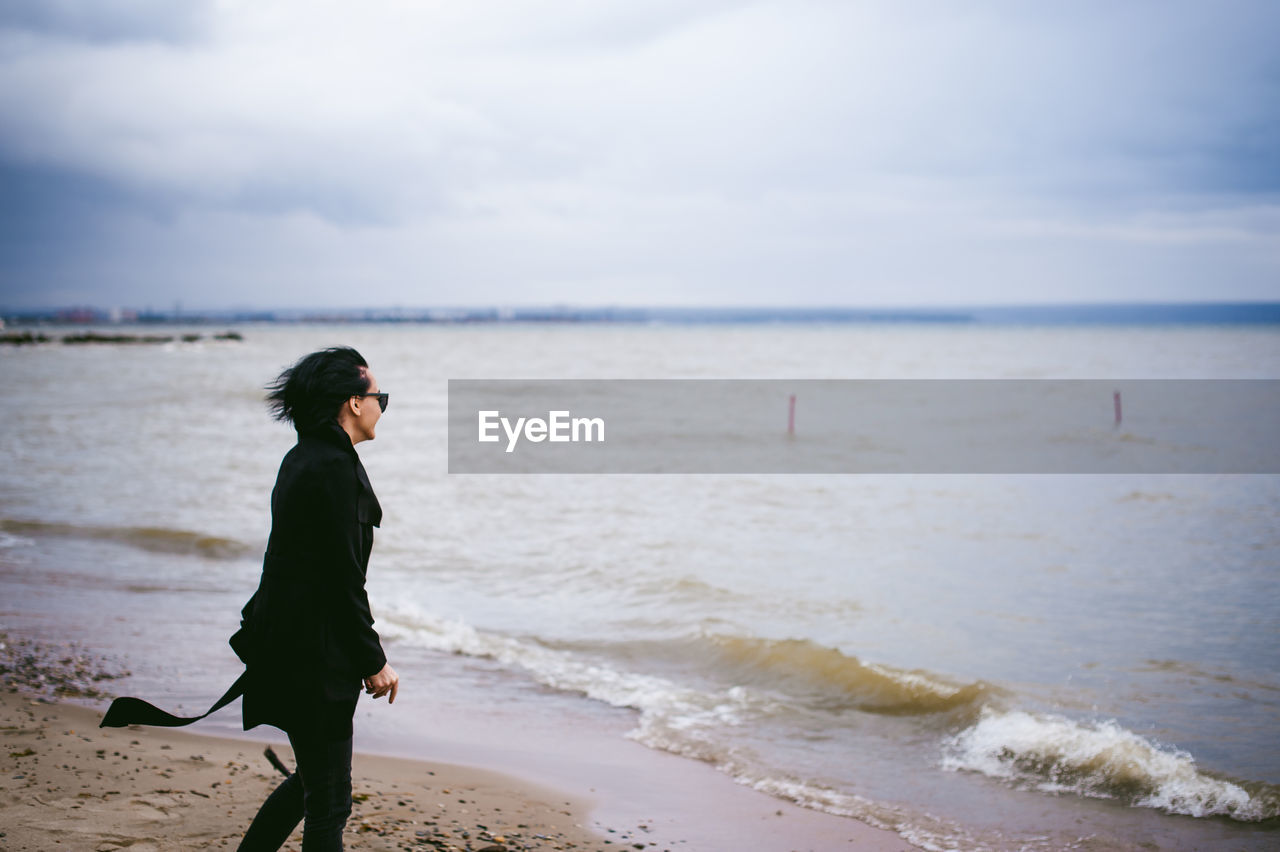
[0,632,914,851]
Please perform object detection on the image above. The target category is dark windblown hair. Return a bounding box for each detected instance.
[266,346,370,431]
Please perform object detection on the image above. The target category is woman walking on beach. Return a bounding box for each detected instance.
[233,346,399,851]
[102,345,398,849]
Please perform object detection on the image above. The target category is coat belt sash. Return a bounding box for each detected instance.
[99,670,248,729]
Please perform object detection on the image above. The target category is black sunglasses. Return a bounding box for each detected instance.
[354,391,389,412]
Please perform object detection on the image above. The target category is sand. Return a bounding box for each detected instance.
[1,692,621,851]
[0,632,914,851]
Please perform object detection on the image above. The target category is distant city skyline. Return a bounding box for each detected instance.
[2,1,1278,310]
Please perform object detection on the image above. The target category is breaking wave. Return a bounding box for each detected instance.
[943,708,1280,821]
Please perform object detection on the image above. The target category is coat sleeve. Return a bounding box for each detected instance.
[306,459,388,680]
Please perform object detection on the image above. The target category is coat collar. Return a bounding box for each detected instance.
[298,419,357,456]
[298,419,382,527]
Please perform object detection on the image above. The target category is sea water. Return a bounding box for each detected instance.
[1,321,1277,850]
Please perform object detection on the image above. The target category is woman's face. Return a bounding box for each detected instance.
[350,369,383,443]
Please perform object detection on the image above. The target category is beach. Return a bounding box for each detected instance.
[0,629,608,852]
[2,692,603,851]
[0,633,911,851]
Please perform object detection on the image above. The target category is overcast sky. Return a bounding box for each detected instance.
[1,0,1277,310]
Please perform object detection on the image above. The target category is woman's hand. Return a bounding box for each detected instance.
[363,663,399,704]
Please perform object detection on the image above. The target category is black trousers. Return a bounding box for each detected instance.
[237,730,354,851]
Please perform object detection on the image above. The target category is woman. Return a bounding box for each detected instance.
[234,345,399,850]
[102,345,399,851]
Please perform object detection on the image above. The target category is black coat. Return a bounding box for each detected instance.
[99,420,387,736]
[230,420,387,741]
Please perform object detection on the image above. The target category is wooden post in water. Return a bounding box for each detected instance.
[788,394,796,437]
[1113,390,1122,429]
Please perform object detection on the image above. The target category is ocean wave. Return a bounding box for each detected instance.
[942,708,1280,821]
[0,518,253,560]
[704,634,993,716]
[380,607,789,756]
[381,606,698,710]
[380,607,1019,850]
[384,606,985,720]
[382,606,1280,844]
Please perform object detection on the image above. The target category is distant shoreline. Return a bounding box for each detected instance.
[4,301,1280,328]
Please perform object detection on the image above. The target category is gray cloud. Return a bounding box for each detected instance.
[0,0,1277,309]
[0,0,212,45]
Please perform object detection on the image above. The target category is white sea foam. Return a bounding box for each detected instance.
[942,708,1279,821]
[380,603,762,753]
